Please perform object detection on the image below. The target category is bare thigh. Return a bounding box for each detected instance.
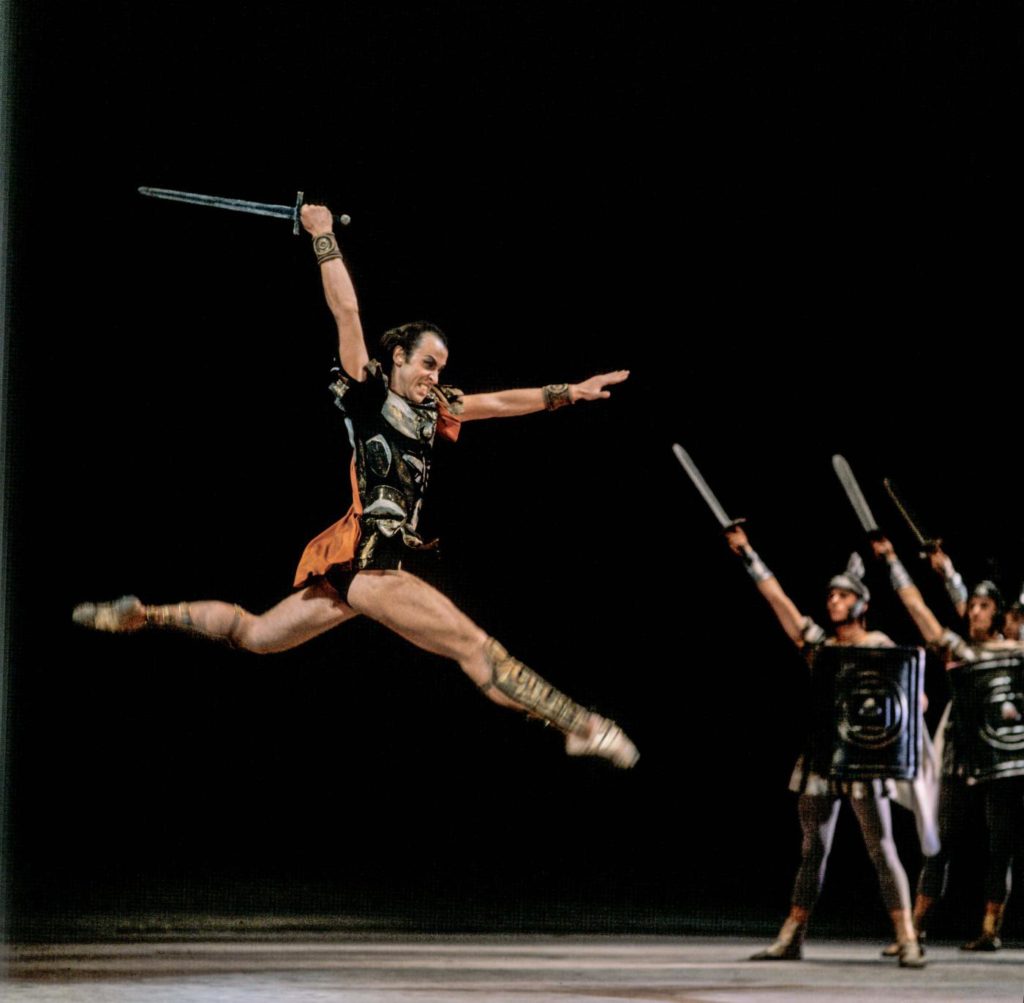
[345,569,488,677]
[231,578,360,653]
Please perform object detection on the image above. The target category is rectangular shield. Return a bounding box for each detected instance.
[806,645,925,781]
[949,654,1024,783]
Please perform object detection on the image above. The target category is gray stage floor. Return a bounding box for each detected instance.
[3,936,1023,1002]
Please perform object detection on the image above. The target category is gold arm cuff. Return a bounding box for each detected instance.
[543,383,571,411]
[312,232,343,265]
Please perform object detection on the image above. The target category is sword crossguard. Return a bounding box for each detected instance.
[722,517,747,531]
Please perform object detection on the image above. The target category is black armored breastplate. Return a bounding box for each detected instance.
[357,389,438,536]
[329,360,462,569]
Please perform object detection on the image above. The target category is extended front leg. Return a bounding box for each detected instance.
[345,569,639,767]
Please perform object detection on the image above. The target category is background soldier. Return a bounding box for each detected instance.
[725,526,925,968]
[874,536,1024,951]
[1006,588,1024,641]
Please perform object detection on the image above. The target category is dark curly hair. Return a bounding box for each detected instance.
[379,321,448,370]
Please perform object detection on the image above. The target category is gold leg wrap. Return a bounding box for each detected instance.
[482,637,590,736]
[145,602,194,629]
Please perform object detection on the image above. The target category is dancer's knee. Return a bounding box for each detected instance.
[230,607,277,653]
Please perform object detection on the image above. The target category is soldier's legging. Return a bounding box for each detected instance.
[792,792,912,911]
[982,778,1024,902]
[920,776,1023,904]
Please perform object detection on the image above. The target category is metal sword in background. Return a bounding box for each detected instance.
[832,454,882,538]
[883,477,941,556]
[671,443,745,529]
[137,187,352,234]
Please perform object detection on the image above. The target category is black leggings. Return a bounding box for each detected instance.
[791,792,912,912]
[918,776,1024,904]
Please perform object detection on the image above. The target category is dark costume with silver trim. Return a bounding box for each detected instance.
[786,622,917,913]
[919,634,1024,907]
[294,361,464,585]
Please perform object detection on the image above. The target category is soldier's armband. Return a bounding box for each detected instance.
[944,568,968,608]
[939,628,970,661]
[802,618,826,645]
[888,557,913,591]
[741,548,773,583]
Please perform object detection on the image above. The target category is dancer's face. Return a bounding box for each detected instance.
[826,587,860,623]
[391,333,449,404]
[967,595,998,639]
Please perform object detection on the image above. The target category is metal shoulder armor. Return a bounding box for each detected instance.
[433,384,464,416]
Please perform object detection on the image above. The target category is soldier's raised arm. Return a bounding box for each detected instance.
[725,525,811,647]
[927,545,969,619]
[872,537,946,644]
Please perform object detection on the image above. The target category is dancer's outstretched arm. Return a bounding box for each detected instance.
[460,370,629,421]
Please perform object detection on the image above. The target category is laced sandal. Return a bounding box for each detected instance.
[72,596,146,633]
[749,940,802,961]
[961,932,1001,952]
[565,718,639,768]
[898,940,927,968]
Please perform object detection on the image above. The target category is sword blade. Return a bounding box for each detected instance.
[672,443,733,528]
[832,454,879,534]
[138,187,294,220]
[883,478,934,550]
[138,187,352,228]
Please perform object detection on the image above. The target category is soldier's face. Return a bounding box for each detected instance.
[1004,610,1024,641]
[968,596,998,638]
[826,587,860,622]
[391,334,449,404]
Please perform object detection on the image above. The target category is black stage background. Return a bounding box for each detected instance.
[4,1,1022,941]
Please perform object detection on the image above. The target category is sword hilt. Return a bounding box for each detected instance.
[293,191,352,234]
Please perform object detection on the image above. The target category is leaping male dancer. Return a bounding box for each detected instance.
[73,203,639,769]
